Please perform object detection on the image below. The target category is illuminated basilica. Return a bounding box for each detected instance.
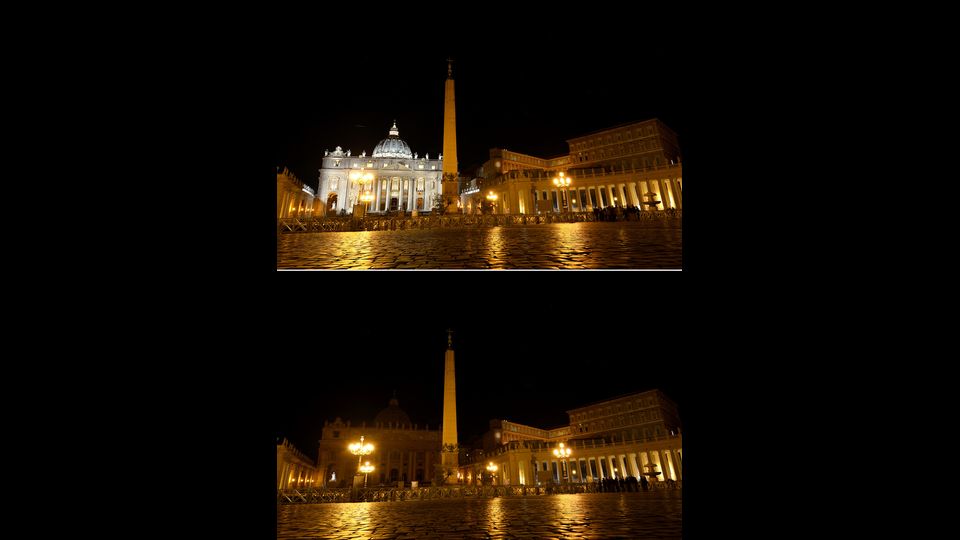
[317,121,444,215]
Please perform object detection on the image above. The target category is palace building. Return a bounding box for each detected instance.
[456,389,682,487]
[461,119,683,216]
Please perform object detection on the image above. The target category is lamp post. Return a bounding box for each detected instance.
[553,442,572,484]
[486,462,498,485]
[350,168,374,217]
[531,182,538,215]
[359,461,375,489]
[486,191,498,214]
[552,172,572,213]
[349,435,375,475]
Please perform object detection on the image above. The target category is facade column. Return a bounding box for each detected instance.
[659,450,670,480]
[671,448,682,481]
[658,179,670,209]
[628,453,640,478]
[671,178,682,209]
[627,182,638,206]
[607,185,616,207]
[374,179,381,212]
[409,180,415,211]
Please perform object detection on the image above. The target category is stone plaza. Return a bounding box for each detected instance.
[277,492,682,539]
[276,220,681,269]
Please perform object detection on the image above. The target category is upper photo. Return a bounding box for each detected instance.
[276,41,683,270]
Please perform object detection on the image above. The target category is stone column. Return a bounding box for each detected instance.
[628,453,640,478]
[671,178,682,209]
[658,179,669,209]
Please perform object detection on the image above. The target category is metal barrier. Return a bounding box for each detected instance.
[275,481,683,505]
[278,209,681,234]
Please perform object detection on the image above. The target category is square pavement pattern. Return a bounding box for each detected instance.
[277,221,682,269]
[277,492,682,539]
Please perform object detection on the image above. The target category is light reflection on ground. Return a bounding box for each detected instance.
[277,221,681,269]
[277,492,682,538]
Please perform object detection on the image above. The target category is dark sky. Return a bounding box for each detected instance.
[273,22,688,192]
[274,312,685,462]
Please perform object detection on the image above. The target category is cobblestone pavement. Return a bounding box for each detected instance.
[277,492,682,539]
[277,221,681,269]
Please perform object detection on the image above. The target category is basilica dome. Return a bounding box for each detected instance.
[374,396,412,427]
[372,121,414,159]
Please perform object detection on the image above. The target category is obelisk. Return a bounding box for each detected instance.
[441,58,459,214]
[440,328,459,483]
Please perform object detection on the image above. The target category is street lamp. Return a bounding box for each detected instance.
[359,461,375,489]
[348,435,375,475]
[553,442,572,483]
[552,172,572,213]
[486,462,498,485]
[349,168,374,216]
[486,191,498,213]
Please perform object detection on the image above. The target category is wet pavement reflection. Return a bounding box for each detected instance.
[277,221,681,269]
[277,492,682,538]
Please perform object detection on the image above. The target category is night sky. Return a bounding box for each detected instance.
[273,22,688,193]
[275,314,685,462]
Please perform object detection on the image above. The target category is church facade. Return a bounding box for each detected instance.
[317,122,444,216]
[316,397,441,488]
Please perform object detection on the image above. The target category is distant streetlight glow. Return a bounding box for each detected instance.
[486,462,498,485]
[553,442,573,483]
[552,172,572,212]
[359,461,375,488]
[350,168,374,207]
